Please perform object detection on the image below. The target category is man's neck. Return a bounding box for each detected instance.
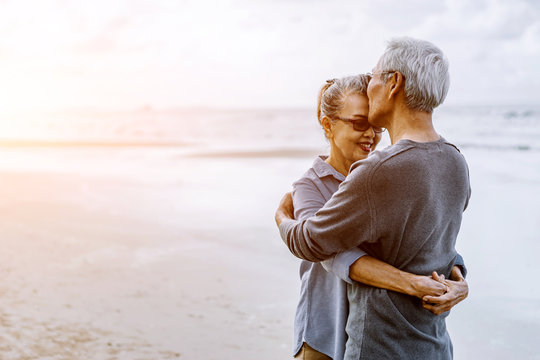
[386,107,439,144]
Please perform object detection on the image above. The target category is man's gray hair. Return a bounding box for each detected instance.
[378,37,450,113]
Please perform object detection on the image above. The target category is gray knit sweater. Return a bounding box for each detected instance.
[279,137,471,359]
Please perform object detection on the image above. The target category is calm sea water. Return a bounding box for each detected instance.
[2,105,539,153]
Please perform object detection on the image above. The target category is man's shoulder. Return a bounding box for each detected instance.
[349,138,467,179]
[348,143,414,175]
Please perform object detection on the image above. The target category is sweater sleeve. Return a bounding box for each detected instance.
[290,173,368,275]
[453,253,467,278]
[280,159,375,262]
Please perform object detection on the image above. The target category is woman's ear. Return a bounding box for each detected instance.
[321,116,333,139]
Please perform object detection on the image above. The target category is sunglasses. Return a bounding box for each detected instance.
[332,116,386,133]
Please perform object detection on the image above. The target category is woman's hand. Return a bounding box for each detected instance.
[422,269,469,316]
[275,192,294,226]
[409,275,448,299]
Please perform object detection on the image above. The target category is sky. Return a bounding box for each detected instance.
[0,0,539,112]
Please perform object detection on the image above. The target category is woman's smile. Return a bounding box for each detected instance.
[357,141,374,153]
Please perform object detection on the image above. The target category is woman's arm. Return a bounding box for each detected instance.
[348,254,469,302]
[348,256,448,299]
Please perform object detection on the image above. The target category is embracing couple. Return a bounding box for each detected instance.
[275,37,470,360]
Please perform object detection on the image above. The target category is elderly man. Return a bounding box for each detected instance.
[275,37,470,359]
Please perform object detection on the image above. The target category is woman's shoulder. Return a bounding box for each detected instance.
[292,166,319,189]
[291,158,334,208]
[292,155,339,186]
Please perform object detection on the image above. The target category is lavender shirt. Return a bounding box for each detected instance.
[292,156,367,359]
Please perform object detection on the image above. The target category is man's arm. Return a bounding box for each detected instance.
[283,168,462,302]
[288,179,448,299]
[276,160,375,261]
[288,179,371,276]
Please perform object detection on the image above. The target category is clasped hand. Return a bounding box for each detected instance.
[421,272,469,316]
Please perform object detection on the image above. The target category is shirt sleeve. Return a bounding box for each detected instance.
[291,177,326,222]
[280,159,375,262]
[321,248,368,284]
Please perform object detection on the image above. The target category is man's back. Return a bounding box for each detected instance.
[361,138,470,274]
[344,137,470,360]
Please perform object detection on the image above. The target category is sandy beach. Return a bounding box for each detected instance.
[0,147,306,359]
[0,105,539,359]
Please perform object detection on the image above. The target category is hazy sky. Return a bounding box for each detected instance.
[0,0,539,112]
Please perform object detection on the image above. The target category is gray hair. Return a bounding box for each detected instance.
[378,37,450,113]
[317,74,371,126]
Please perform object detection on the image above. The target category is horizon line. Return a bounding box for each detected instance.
[2,102,540,115]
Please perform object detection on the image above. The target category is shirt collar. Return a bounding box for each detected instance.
[312,156,346,182]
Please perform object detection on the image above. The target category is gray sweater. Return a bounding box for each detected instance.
[279,137,471,359]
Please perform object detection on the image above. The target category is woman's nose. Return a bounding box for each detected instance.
[364,127,375,138]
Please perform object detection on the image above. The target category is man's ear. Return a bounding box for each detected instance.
[388,71,405,100]
[321,116,333,139]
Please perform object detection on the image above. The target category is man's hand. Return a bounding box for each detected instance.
[275,192,294,227]
[422,270,469,316]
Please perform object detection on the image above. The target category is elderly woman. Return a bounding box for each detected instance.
[291,74,467,360]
